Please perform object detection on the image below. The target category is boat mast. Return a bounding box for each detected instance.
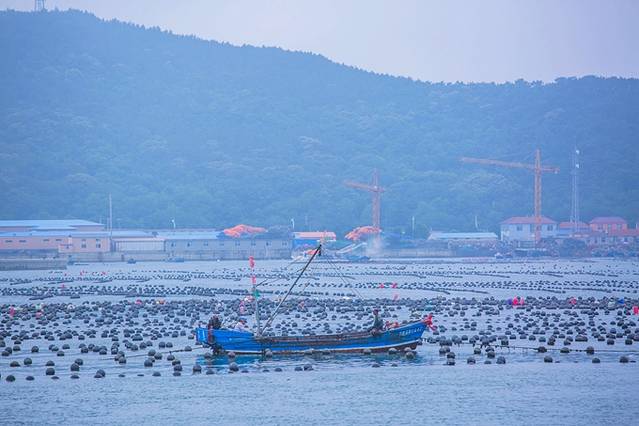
[259,244,321,335]
[249,256,261,336]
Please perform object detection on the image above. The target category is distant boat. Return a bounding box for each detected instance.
[195,244,430,355]
[345,254,370,263]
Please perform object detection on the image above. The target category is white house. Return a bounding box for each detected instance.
[500,216,557,244]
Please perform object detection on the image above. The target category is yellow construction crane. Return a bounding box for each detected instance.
[461,149,559,243]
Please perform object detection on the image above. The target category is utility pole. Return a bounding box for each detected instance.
[108,194,113,237]
[411,215,415,239]
[108,194,113,252]
[570,147,580,235]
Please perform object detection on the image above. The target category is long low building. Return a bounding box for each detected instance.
[0,231,109,254]
[0,219,104,233]
[0,219,107,254]
[293,231,337,248]
[112,237,166,252]
[159,230,292,260]
[0,220,293,261]
[428,232,498,245]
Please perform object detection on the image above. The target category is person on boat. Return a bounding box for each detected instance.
[208,315,222,330]
[369,309,384,336]
[234,318,248,332]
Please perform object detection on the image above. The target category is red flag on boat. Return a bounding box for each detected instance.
[423,313,437,331]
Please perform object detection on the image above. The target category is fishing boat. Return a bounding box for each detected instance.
[195,245,431,355]
[195,321,427,354]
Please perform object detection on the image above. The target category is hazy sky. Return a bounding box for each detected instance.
[3,0,638,82]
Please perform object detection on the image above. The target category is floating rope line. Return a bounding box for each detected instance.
[424,339,639,354]
[325,257,365,300]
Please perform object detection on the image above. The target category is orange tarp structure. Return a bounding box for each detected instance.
[345,226,380,241]
[223,224,266,238]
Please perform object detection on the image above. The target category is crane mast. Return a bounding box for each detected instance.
[344,169,385,231]
[461,149,559,244]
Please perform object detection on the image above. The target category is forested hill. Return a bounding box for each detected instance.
[1,10,638,235]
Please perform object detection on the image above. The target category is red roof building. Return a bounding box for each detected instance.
[589,217,627,233]
[501,216,557,225]
[558,221,589,229]
[608,228,639,244]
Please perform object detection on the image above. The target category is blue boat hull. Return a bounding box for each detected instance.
[195,322,426,354]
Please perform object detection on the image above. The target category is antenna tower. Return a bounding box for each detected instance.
[34,0,46,12]
[570,147,580,235]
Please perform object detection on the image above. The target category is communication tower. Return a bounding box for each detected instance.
[570,147,580,235]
